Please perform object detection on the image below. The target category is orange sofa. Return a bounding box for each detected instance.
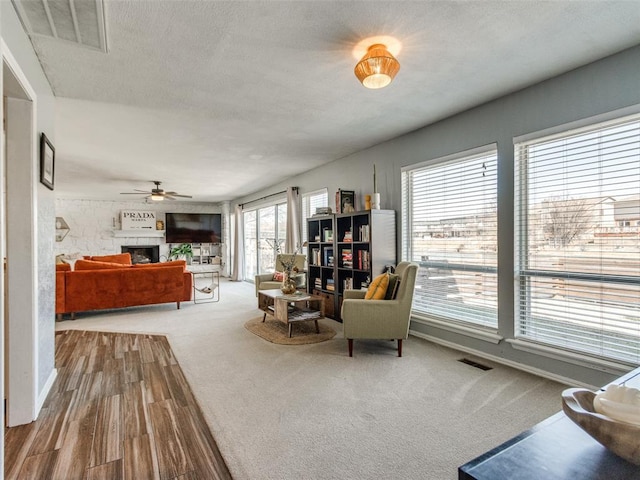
[56,253,192,319]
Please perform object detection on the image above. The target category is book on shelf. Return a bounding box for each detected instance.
[314,278,322,289]
[326,278,335,291]
[343,230,352,242]
[343,277,353,291]
[323,228,333,242]
[323,247,334,267]
[358,224,370,242]
[341,249,352,268]
[311,248,321,266]
[357,250,370,270]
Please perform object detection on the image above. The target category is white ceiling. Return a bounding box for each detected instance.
[15,0,640,203]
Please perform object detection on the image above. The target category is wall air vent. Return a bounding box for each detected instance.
[12,0,108,53]
[458,358,493,371]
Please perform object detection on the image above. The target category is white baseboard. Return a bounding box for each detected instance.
[36,368,58,414]
[409,329,597,389]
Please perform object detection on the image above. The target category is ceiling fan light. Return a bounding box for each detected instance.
[150,194,164,201]
[354,44,400,89]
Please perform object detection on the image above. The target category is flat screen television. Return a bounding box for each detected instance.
[165,213,222,244]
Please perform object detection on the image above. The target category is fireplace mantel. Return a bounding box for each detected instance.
[113,230,165,238]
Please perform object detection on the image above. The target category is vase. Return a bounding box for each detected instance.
[372,192,381,209]
[281,272,297,294]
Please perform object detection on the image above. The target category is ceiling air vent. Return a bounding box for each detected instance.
[12,0,108,53]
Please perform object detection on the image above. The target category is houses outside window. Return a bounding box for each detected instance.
[515,114,640,364]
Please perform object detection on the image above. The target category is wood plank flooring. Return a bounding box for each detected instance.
[5,330,232,480]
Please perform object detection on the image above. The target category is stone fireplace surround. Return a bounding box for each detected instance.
[121,245,160,264]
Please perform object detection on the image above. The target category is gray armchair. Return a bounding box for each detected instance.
[255,254,306,296]
[341,261,418,357]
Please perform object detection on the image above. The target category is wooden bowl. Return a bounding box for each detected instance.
[562,388,640,465]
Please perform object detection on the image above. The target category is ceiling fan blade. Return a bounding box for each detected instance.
[120,192,150,195]
[169,194,193,198]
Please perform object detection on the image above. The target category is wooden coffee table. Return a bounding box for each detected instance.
[257,289,325,338]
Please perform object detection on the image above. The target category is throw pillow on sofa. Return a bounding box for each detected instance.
[88,253,132,265]
[75,259,132,270]
[133,260,186,270]
[273,271,285,281]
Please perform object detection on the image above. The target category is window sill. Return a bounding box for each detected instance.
[506,338,634,376]
[411,314,503,344]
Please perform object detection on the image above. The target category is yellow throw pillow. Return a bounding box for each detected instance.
[365,273,389,300]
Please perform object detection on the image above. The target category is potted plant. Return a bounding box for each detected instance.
[169,243,193,263]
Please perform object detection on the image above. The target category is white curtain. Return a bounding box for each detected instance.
[230,204,244,281]
[285,186,300,253]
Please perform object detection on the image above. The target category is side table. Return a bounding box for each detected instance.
[187,265,220,303]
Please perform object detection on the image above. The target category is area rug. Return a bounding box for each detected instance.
[244,316,336,345]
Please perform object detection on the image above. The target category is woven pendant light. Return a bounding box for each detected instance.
[354,43,400,89]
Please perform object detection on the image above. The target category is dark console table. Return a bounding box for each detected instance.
[459,368,640,480]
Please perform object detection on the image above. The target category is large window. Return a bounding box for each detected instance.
[301,189,328,252]
[402,147,498,328]
[243,202,287,280]
[515,114,640,364]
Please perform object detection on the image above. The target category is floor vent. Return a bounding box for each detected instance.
[458,358,493,371]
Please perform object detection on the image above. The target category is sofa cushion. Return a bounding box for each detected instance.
[88,253,132,265]
[384,273,401,300]
[75,259,132,270]
[56,263,71,272]
[365,273,389,300]
[132,260,186,270]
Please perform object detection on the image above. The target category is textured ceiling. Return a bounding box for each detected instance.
[15,0,640,203]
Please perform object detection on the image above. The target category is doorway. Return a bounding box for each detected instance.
[3,53,38,427]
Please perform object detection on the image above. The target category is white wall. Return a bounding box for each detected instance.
[2,1,56,425]
[55,198,225,263]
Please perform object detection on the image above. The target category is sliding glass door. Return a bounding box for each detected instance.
[243,202,287,280]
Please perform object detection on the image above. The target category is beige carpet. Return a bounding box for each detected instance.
[56,278,569,480]
[245,316,336,344]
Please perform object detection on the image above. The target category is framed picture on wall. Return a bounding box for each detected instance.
[40,133,55,190]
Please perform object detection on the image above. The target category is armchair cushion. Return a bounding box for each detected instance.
[385,273,401,300]
[365,273,389,300]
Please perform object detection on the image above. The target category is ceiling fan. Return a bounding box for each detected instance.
[120,181,192,201]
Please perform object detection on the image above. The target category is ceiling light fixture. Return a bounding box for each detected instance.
[150,194,164,201]
[354,43,400,89]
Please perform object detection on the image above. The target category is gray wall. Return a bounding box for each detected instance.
[233,44,640,387]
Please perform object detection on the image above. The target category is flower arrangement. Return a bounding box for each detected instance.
[275,241,301,276]
[274,240,302,294]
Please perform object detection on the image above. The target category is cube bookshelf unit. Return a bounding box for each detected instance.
[307,209,396,321]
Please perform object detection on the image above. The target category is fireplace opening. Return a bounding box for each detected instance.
[121,245,160,264]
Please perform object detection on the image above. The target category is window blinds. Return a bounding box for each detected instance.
[402,148,498,328]
[515,114,640,364]
[301,189,328,250]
